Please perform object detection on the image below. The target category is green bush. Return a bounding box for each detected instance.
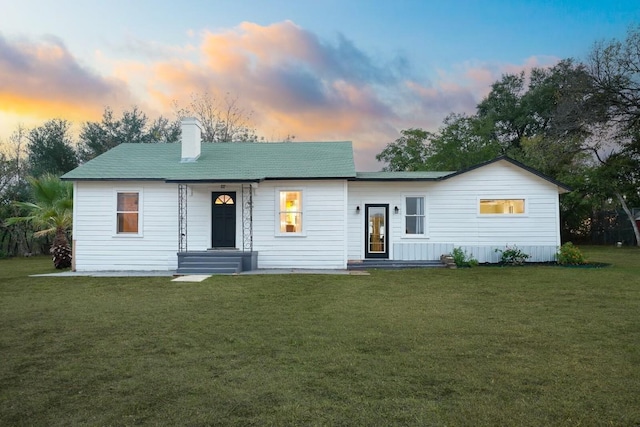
[451,247,478,267]
[495,245,530,266]
[556,242,587,265]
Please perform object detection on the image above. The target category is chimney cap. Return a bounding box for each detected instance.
[181,117,201,126]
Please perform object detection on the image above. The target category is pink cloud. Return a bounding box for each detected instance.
[0,33,133,121]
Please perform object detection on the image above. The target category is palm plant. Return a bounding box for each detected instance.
[6,175,73,269]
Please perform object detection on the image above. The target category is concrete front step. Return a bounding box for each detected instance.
[179,261,241,269]
[177,251,258,274]
[176,259,242,275]
[176,267,240,274]
[179,256,243,264]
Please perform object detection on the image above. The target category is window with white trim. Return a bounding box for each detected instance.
[479,199,525,215]
[405,196,425,235]
[278,190,302,233]
[116,192,140,233]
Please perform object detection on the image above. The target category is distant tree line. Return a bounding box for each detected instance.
[377,25,640,246]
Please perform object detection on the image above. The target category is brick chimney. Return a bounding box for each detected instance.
[181,117,202,162]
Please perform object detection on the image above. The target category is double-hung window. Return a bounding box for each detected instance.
[116,192,140,234]
[405,196,425,235]
[278,190,302,234]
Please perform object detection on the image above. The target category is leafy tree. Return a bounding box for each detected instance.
[581,25,640,245]
[26,119,78,178]
[174,92,259,142]
[421,114,500,170]
[78,107,180,162]
[148,116,181,144]
[375,128,433,171]
[376,117,501,173]
[5,175,73,268]
[475,60,593,175]
[379,60,593,175]
[476,72,529,152]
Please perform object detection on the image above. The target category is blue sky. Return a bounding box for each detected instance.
[1,0,638,169]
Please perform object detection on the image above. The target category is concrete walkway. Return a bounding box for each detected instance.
[31,269,368,278]
[30,271,177,277]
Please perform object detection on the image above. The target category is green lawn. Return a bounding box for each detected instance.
[1,247,639,426]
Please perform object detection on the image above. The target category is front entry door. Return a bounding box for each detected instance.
[212,192,236,248]
[365,204,389,258]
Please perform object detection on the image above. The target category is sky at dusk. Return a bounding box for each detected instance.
[1,0,639,170]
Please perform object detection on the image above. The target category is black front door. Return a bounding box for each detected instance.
[212,192,236,248]
[365,204,389,258]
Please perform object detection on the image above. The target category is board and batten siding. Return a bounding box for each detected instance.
[347,160,563,263]
[73,181,179,271]
[252,180,348,269]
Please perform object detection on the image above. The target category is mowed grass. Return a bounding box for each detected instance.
[1,247,639,426]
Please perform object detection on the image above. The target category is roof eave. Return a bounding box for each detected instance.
[264,176,356,181]
[164,178,262,183]
[349,177,446,181]
[60,177,167,182]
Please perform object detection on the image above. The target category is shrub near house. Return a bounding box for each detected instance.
[495,245,531,266]
[557,242,587,265]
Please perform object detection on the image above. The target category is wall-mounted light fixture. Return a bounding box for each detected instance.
[356,205,361,213]
[394,206,400,214]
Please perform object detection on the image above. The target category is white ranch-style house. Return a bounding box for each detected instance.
[61,118,570,273]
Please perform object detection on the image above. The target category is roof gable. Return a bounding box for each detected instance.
[440,156,572,193]
[62,141,356,181]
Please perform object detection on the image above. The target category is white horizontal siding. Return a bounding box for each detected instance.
[74,181,179,271]
[252,180,347,269]
[348,160,563,262]
[96,181,348,270]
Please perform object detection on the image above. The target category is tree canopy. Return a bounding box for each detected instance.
[26,119,78,178]
[77,107,180,163]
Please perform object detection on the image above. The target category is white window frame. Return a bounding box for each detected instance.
[402,194,428,238]
[477,197,527,217]
[114,189,143,237]
[275,188,306,237]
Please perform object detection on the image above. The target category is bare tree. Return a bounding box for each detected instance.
[174,92,259,142]
[0,125,27,195]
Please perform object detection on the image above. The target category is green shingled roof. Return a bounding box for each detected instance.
[62,142,356,181]
[354,171,454,180]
